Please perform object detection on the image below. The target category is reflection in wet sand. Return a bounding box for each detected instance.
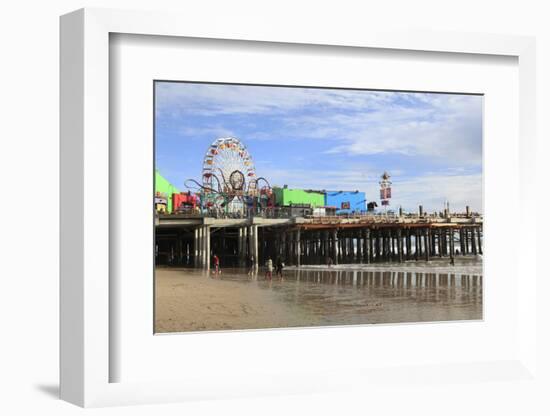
[155,260,482,332]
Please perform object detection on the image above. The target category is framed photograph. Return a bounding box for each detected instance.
[153,80,484,334]
[60,8,537,407]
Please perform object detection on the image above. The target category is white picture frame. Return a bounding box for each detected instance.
[60,8,537,407]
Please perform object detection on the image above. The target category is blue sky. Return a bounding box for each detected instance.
[155,82,483,213]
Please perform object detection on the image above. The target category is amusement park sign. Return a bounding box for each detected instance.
[379,171,392,207]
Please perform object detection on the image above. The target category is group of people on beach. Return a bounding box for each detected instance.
[248,255,285,280]
[211,254,284,280]
[263,256,285,280]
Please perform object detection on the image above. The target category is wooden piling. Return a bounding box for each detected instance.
[397,228,403,262]
[471,227,478,255]
[332,229,338,265]
[476,226,483,255]
[298,232,302,263]
[356,229,363,263]
[407,228,412,260]
[365,228,372,264]
[449,228,455,261]
[424,228,430,261]
[415,229,420,260]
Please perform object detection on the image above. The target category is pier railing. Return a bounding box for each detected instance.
[158,207,482,221]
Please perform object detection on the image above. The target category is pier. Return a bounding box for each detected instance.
[155,207,483,270]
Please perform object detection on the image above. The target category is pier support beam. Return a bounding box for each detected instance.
[415,229,420,260]
[351,233,355,262]
[288,231,292,262]
[380,229,384,261]
[315,232,322,264]
[200,225,210,270]
[364,229,370,264]
[205,226,210,270]
[249,225,258,269]
[476,226,483,255]
[355,229,364,263]
[450,228,455,261]
[238,227,245,266]
[332,229,338,265]
[198,226,204,267]
[323,231,329,262]
[194,228,199,267]
[368,229,374,263]
[397,228,403,262]
[295,229,301,267]
[405,228,411,260]
[382,230,389,262]
[424,228,430,262]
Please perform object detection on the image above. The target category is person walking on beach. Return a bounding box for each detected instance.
[265,257,273,280]
[212,254,220,276]
[275,256,284,279]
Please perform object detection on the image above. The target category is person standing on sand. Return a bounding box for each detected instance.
[212,254,220,276]
[265,257,273,280]
[275,256,284,279]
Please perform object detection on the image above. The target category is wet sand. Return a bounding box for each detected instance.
[155,258,482,333]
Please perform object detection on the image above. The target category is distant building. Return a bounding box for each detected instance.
[273,187,325,208]
[155,170,180,213]
[325,190,366,214]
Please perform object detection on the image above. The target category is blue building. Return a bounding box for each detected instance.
[324,191,366,214]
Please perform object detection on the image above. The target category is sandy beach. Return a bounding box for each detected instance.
[155,268,317,332]
[155,259,482,333]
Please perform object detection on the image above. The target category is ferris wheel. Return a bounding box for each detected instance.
[201,137,257,209]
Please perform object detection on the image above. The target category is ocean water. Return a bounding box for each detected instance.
[208,257,483,327]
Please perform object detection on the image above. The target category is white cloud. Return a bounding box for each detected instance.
[314,95,482,166]
[156,82,482,167]
[179,125,235,139]
[155,82,397,117]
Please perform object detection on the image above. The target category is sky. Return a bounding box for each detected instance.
[155,82,483,213]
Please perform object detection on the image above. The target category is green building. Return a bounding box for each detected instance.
[273,187,325,207]
[155,170,180,212]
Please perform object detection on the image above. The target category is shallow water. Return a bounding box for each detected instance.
[180,258,482,328]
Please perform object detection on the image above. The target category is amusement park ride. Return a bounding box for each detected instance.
[183,137,273,215]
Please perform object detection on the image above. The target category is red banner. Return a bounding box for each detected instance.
[380,188,392,200]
